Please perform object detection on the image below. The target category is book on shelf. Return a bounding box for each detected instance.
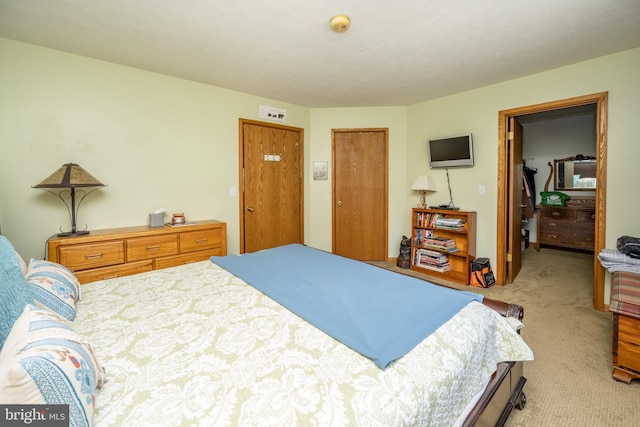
[434,217,466,231]
[415,212,441,228]
[413,229,434,247]
[413,248,450,271]
[416,254,448,266]
[417,263,450,273]
[416,211,466,231]
[421,236,458,252]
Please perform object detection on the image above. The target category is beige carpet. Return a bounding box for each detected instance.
[371,247,640,426]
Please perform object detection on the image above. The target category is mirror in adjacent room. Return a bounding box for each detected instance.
[554,155,597,190]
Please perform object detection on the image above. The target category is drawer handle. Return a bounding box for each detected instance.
[552,212,560,217]
[591,214,596,220]
[550,234,557,239]
[102,274,120,279]
[195,239,208,244]
[146,245,161,251]
[548,223,557,228]
[85,253,104,260]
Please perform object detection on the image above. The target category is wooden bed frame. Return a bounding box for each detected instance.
[464,298,528,426]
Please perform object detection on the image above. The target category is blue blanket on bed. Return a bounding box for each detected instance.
[210,244,483,369]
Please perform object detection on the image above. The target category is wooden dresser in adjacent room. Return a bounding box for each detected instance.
[47,219,226,283]
[535,197,595,252]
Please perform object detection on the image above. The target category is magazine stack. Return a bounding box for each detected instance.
[422,236,458,252]
[434,217,466,231]
[413,248,450,272]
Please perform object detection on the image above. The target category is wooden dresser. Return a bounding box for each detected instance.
[610,271,640,383]
[535,203,595,251]
[47,220,226,283]
[612,313,640,383]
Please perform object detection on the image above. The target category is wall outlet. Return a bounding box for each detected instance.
[478,185,486,195]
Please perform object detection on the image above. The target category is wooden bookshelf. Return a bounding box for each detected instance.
[410,208,476,285]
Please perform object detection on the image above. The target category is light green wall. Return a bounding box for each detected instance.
[2,37,639,303]
[406,47,640,301]
[0,38,311,258]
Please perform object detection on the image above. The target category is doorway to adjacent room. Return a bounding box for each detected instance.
[496,92,608,310]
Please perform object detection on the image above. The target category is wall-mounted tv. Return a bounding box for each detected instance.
[427,134,474,168]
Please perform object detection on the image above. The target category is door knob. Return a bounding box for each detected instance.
[337,201,342,206]
[247,206,254,212]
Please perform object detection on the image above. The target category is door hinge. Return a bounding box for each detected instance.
[506,253,512,262]
[507,131,514,141]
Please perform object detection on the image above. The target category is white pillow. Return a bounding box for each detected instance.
[0,305,105,427]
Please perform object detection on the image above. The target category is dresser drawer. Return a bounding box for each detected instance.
[127,234,178,261]
[539,208,573,220]
[74,260,153,284]
[538,205,595,251]
[155,248,222,270]
[576,210,596,223]
[539,231,594,249]
[617,341,640,372]
[180,228,223,253]
[58,240,125,271]
[538,218,565,233]
[618,314,640,344]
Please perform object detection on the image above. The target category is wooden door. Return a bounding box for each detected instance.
[240,119,303,253]
[507,117,524,282]
[332,129,388,260]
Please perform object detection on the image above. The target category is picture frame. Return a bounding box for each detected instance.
[313,161,328,180]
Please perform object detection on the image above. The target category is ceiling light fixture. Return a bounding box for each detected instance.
[330,14,350,33]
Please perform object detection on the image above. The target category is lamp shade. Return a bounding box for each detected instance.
[33,163,105,189]
[411,175,437,192]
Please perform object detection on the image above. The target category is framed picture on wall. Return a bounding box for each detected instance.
[313,161,328,180]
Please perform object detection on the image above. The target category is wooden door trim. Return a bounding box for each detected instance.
[331,128,389,259]
[238,118,305,253]
[496,92,608,310]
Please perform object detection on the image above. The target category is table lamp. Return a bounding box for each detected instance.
[411,175,437,208]
[33,163,106,237]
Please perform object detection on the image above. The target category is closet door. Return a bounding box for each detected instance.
[507,117,524,282]
[332,128,388,261]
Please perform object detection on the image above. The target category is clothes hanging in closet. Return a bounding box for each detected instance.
[522,166,537,219]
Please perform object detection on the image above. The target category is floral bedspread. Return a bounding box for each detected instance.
[74,260,533,427]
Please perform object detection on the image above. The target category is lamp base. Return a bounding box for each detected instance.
[57,230,90,237]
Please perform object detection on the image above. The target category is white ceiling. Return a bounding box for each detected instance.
[1,0,639,108]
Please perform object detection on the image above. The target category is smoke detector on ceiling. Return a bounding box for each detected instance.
[330,14,350,33]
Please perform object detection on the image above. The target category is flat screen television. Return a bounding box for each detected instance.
[427,134,474,168]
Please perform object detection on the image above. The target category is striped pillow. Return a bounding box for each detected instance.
[27,259,81,321]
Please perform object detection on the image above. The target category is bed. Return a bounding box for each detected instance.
[0,240,533,427]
